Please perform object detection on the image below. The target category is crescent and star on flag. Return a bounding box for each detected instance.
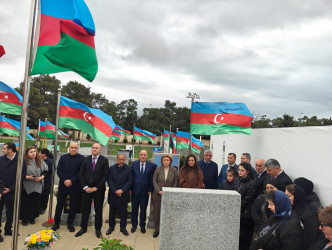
[214,114,224,124]
[0,91,9,101]
[83,112,93,123]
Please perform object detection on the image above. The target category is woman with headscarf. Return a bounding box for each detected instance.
[179,154,204,189]
[253,190,303,250]
[251,179,284,246]
[285,184,319,249]
[237,162,257,250]
[39,148,54,215]
[294,177,323,218]
[310,204,332,250]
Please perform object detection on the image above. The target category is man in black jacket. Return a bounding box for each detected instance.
[52,142,84,232]
[263,158,293,189]
[255,158,268,195]
[75,143,109,238]
[106,153,133,236]
[0,142,27,242]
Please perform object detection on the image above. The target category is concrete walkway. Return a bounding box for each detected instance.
[1,196,159,250]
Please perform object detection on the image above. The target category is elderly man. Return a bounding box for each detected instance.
[0,142,27,242]
[75,143,109,238]
[198,150,218,189]
[255,158,268,195]
[263,158,293,189]
[106,153,133,236]
[218,153,238,188]
[52,142,84,232]
[131,150,156,233]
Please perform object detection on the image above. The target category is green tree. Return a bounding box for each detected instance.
[61,81,92,106]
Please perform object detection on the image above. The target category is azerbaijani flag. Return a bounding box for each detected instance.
[0,115,34,140]
[0,81,23,115]
[169,132,176,154]
[30,0,98,82]
[176,131,190,149]
[39,120,69,139]
[0,45,5,57]
[134,127,156,143]
[163,130,171,140]
[110,125,122,140]
[122,129,131,135]
[59,96,115,145]
[190,102,254,135]
[191,136,203,154]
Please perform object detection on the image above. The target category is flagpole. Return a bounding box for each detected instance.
[12,0,38,248]
[132,124,135,161]
[175,128,178,154]
[37,118,41,145]
[44,117,48,147]
[45,88,60,223]
[168,125,171,153]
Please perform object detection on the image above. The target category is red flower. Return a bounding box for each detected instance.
[48,218,54,224]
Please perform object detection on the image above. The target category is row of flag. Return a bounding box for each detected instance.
[166,130,204,154]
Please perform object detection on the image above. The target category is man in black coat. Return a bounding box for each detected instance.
[255,158,269,195]
[263,158,293,189]
[106,153,133,236]
[0,142,27,242]
[75,143,109,238]
[52,142,84,232]
[198,150,218,189]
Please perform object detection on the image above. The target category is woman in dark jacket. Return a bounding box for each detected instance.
[294,177,323,218]
[237,162,257,250]
[39,148,54,214]
[251,179,284,245]
[253,190,303,250]
[310,204,332,250]
[285,184,319,249]
[179,154,204,189]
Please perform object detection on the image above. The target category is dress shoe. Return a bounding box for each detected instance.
[75,229,87,237]
[121,228,129,236]
[96,230,102,238]
[106,228,114,235]
[4,230,12,236]
[153,232,159,238]
[141,227,146,233]
[29,219,36,224]
[131,226,137,233]
[67,225,75,232]
[0,235,3,242]
[51,224,60,231]
[22,220,29,226]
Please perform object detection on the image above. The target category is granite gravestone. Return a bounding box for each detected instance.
[159,188,241,250]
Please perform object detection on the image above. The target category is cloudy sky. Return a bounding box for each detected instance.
[1,0,332,119]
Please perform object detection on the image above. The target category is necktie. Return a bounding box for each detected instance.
[140,164,144,175]
[92,157,97,171]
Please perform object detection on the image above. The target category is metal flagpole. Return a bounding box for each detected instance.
[175,128,178,154]
[46,88,61,223]
[132,124,135,161]
[37,118,40,144]
[168,125,171,153]
[186,92,200,154]
[12,0,38,248]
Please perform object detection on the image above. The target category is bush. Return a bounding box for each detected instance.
[86,134,91,140]
[148,141,152,145]
[123,138,128,143]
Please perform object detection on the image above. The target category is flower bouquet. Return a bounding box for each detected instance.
[82,236,133,250]
[25,229,60,249]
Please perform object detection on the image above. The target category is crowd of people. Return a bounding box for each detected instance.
[0,142,331,250]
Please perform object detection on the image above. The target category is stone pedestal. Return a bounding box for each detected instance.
[159,188,241,250]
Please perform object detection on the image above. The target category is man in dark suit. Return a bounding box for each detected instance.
[75,143,109,238]
[0,142,27,242]
[218,153,238,188]
[198,150,218,189]
[255,158,268,195]
[106,153,132,236]
[52,142,84,232]
[131,150,156,233]
[263,158,293,189]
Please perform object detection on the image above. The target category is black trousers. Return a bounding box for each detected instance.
[54,184,80,226]
[40,194,49,211]
[0,200,14,232]
[20,189,40,221]
[239,217,255,250]
[109,203,127,230]
[80,189,105,230]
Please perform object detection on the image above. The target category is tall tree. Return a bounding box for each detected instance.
[61,81,92,106]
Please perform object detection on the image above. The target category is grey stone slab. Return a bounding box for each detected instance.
[159,187,241,250]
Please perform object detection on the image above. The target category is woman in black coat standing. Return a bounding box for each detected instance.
[237,162,257,250]
[285,184,319,249]
[39,148,54,215]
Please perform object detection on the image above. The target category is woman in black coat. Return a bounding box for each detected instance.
[39,148,54,215]
[285,184,319,249]
[310,204,332,250]
[237,162,257,250]
[253,190,303,250]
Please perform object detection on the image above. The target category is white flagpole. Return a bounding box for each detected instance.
[12,0,39,248]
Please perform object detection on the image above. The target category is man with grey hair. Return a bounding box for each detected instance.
[263,158,293,189]
[241,153,251,163]
[198,150,218,189]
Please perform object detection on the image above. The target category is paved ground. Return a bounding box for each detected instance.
[1,195,159,250]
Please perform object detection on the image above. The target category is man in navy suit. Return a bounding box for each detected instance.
[198,150,218,189]
[218,153,238,188]
[0,142,27,242]
[130,150,156,233]
[75,143,109,238]
[52,142,84,232]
